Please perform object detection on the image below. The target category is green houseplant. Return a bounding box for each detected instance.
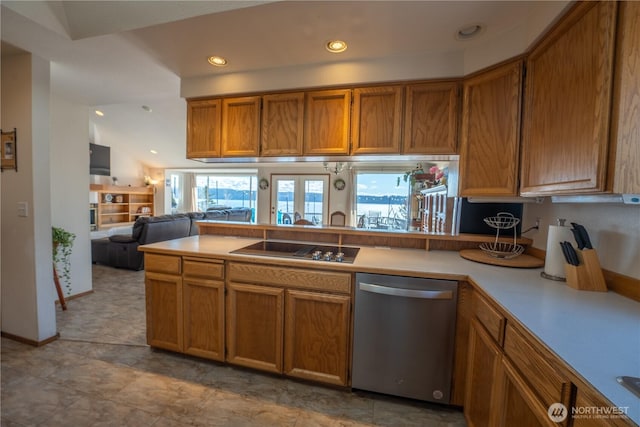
[52,226,75,296]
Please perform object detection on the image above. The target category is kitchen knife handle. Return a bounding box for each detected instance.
[566,243,580,266]
[571,228,585,250]
[573,223,593,249]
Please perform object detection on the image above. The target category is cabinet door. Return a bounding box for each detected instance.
[187,99,221,158]
[145,272,183,352]
[222,96,261,157]
[304,89,351,155]
[460,60,523,196]
[226,282,284,373]
[609,0,640,194]
[183,278,225,361]
[261,92,304,156]
[520,1,617,195]
[572,387,631,427]
[464,318,502,427]
[284,290,351,386]
[403,82,459,154]
[351,86,403,154]
[496,358,558,427]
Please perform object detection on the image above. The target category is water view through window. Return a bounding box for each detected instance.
[356,172,409,230]
[195,175,257,221]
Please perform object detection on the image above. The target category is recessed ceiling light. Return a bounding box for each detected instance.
[456,24,484,40]
[150,150,158,154]
[326,40,348,53]
[95,110,104,117]
[142,105,152,112]
[207,56,228,66]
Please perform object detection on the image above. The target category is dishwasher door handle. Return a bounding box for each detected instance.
[358,282,453,300]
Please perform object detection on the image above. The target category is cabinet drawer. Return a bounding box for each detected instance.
[228,262,351,294]
[504,323,572,409]
[145,253,181,275]
[472,292,505,344]
[183,257,224,280]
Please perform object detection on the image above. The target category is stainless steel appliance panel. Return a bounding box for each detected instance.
[352,273,458,403]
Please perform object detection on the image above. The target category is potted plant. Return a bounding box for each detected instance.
[52,226,75,296]
[398,164,427,188]
[397,164,446,189]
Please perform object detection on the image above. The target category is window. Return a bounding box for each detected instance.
[170,174,181,214]
[195,174,257,221]
[355,171,409,230]
[271,175,329,225]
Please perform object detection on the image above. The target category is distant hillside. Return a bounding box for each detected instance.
[205,188,407,205]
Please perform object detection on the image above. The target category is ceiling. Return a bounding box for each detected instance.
[0,1,569,170]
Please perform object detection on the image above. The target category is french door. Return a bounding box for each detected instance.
[270,175,329,225]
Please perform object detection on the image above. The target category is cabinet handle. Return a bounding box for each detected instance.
[359,282,453,300]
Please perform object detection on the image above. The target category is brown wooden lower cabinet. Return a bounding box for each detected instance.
[284,289,351,386]
[225,262,352,386]
[462,287,634,427]
[145,254,226,361]
[183,278,225,361]
[226,282,284,373]
[572,387,632,427]
[142,253,633,425]
[464,317,502,427]
[145,271,183,352]
[496,357,558,427]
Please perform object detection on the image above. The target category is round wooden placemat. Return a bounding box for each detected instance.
[460,249,544,268]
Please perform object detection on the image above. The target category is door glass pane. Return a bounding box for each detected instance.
[303,179,324,224]
[276,179,295,224]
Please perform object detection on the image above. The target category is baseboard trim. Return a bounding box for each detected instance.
[1,331,60,347]
[55,289,94,306]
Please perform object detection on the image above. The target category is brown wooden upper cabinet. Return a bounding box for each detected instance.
[608,0,640,195]
[221,96,261,157]
[351,85,404,155]
[459,59,523,197]
[186,99,222,158]
[304,89,351,155]
[520,1,617,195]
[261,92,305,157]
[403,82,459,154]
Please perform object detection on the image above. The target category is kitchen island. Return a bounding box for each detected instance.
[140,234,639,426]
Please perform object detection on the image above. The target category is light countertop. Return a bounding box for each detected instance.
[141,235,640,425]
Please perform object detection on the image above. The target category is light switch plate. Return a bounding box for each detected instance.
[17,202,28,217]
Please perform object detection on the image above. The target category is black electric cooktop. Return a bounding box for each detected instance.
[231,241,360,264]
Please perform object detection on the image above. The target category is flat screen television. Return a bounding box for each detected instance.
[89,143,110,176]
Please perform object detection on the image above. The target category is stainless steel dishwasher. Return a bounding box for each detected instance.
[352,272,458,404]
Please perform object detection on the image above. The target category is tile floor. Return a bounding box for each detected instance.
[1,264,466,426]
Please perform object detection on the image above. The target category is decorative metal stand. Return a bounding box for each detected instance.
[479,212,524,259]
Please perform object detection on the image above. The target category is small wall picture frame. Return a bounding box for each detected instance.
[1,128,17,172]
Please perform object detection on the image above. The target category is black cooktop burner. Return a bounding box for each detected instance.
[231,241,360,263]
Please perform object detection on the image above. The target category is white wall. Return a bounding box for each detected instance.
[182,52,464,99]
[1,52,57,342]
[90,123,147,187]
[524,200,640,280]
[462,1,571,74]
[50,94,92,297]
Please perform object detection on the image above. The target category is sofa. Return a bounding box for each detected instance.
[91,208,252,270]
